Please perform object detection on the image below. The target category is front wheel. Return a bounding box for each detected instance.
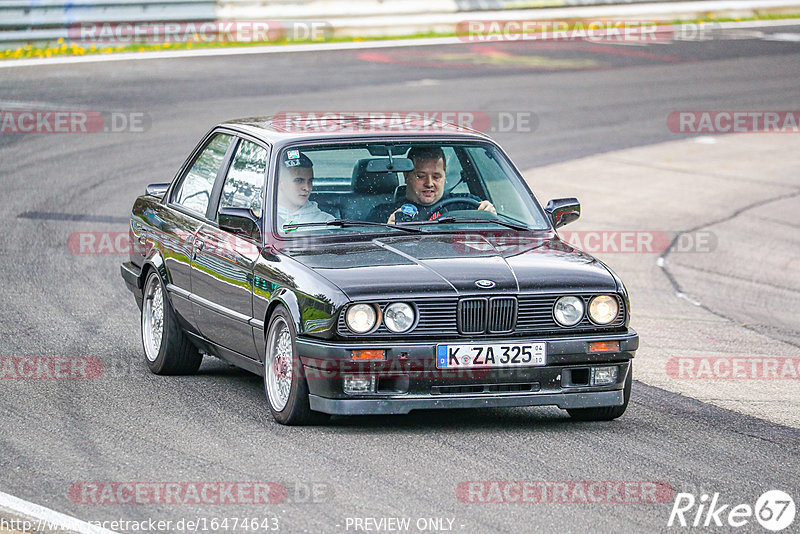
[567,365,632,421]
[141,270,202,375]
[264,306,327,425]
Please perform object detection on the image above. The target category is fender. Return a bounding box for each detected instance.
[266,288,302,336]
[141,248,169,288]
[598,259,631,328]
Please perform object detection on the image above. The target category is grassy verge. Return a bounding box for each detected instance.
[3,13,800,61]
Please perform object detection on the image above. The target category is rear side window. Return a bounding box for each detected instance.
[174,133,233,215]
[219,139,268,213]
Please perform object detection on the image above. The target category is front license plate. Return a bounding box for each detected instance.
[436,342,546,369]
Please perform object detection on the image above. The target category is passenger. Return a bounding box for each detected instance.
[277,150,335,231]
[367,146,496,224]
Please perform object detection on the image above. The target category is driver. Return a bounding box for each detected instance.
[367,146,496,224]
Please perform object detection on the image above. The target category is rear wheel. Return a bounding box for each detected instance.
[141,270,202,375]
[264,306,328,425]
[567,365,632,421]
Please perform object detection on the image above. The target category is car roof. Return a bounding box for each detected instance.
[219,114,493,146]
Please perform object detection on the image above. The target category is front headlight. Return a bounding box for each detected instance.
[383,302,415,333]
[345,304,378,334]
[588,295,619,325]
[553,296,584,327]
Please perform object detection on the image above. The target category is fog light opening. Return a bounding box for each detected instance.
[591,366,618,386]
[343,375,377,395]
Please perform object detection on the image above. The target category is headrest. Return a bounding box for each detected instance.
[393,184,407,202]
[352,159,400,195]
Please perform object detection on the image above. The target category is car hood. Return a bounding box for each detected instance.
[283,233,617,300]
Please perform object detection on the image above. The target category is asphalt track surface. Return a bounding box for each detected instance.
[1,25,800,533]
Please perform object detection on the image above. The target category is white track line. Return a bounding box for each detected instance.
[0,490,119,534]
[0,18,798,69]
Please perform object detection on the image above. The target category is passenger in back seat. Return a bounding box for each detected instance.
[277,150,335,232]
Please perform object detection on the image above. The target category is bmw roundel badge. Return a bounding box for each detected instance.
[475,280,496,289]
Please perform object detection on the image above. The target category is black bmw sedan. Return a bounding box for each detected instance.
[121,115,638,425]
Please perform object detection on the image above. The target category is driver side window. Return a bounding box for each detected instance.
[174,133,233,215]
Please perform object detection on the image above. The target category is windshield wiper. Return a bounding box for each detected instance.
[282,219,424,233]
[403,216,531,231]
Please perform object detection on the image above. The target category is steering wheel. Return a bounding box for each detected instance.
[427,196,482,215]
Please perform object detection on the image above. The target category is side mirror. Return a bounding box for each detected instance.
[219,207,261,241]
[145,183,170,198]
[545,198,580,229]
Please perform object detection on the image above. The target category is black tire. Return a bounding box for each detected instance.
[140,270,202,375]
[567,364,632,421]
[263,306,328,425]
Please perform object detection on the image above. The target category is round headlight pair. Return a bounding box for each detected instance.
[345,302,415,333]
[553,295,618,327]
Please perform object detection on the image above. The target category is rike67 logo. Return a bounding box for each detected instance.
[668,490,795,531]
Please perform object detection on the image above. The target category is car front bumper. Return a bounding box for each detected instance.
[297,330,637,415]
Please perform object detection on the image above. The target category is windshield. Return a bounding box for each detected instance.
[272,141,549,236]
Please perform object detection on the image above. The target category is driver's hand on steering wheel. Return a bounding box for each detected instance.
[478,200,497,214]
[388,200,496,223]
